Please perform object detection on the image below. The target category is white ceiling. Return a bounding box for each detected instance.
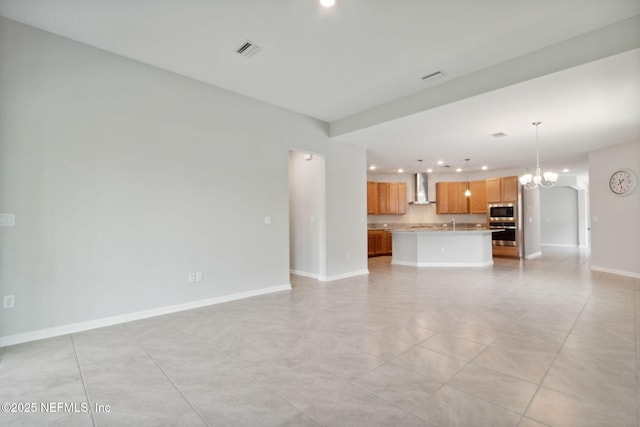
[1,0,639,175]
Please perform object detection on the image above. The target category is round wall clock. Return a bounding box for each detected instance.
[608,169,637,196]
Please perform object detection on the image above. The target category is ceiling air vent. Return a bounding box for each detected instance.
[236,40,261,58]
[421,70,445,81]
[491,132,507,138]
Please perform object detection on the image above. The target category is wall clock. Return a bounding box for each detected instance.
[608,169,637,196]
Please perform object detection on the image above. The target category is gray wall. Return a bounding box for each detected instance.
[588,140,640,277]
[540,187,579,247]
[0,17,367,343]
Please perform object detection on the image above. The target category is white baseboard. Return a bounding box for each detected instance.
[0,284,291,348]
[590,265,640,279]
[290,269,320,279]
[391,260,493,267]
[541,243,578,248]
[319,269,369,282]
[525,251,542,260]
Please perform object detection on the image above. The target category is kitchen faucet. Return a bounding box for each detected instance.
[451,218,455,231]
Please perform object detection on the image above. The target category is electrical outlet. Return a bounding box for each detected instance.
[195,272,203,282]
[3,294,15,309]
[188,273,196,283]
[0,213,15,226]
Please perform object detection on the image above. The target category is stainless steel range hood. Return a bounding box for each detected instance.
[410,173,435,204]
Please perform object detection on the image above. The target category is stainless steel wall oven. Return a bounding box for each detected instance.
[489,221,517,246]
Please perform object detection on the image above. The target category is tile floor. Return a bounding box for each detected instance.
[1,247,639,426]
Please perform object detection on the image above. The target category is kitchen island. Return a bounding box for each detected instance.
[392,228,495,267]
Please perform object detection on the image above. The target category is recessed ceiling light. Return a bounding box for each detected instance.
[456,168,462,172]
[369,165,376,170]
[426,168,433,173]
[481,165,488,170]
[320,0,335,7]
[398,168,404,173]
[437,160,444,165]
[562,168,570,173]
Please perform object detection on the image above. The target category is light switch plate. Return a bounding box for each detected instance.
[3,295,15,309]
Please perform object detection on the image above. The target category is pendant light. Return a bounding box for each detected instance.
[464,158,471,197]
[519,121,558,189]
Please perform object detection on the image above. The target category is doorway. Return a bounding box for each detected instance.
[288,151,326,279]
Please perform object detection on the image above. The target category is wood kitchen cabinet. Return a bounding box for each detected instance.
[367,230,392,257]
[377,183,390,214]
[367,181,379,214]
[436,181,469,214]
[486,176,519,203]
[501,176,519,201]
[469,180,487,214]
[435,182,449,214]
[367,182,407,215]
[390,182,407,214]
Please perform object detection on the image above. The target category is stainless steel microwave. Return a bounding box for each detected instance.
[488,203,516,221]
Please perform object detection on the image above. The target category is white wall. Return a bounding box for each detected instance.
[522,188,542,259]
[588,140,640,278]
[540,187,579,247]
[0,18,367,343]
[289,151,326,278]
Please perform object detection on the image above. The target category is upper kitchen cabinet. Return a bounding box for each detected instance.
[435,182,449,214]
[367,181,379,214]
[390,182,407,214]
[436,181,468,214]
[367,181,407,215]
[486,176,519,203]
[469,180,487,213]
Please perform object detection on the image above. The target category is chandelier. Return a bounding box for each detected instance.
[519,121,558,189]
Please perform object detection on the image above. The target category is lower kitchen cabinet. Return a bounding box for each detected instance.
[368,230,392,257]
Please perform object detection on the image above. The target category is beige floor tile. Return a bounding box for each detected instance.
[303,383,409,427]
[391,346,467,383]
[353,362,443,412]
[419,333,487,362]
[541,347,636,413]
[447,364,538,413]
[526,386,636,427]
[471,346,556,384]
[517,417,550,427]
[410,385,521,427]
[1,248,637,426]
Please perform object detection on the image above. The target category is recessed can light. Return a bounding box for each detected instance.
[562,168,570,173]
[437,160,444,165]
[426,168,433,173]
[398,168,404,173]
[320,0,335,7]
[369,165,376,170]
[481,165,488,170]
[456,168,462,172]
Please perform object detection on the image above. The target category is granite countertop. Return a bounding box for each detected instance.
[369,223,489,232]
[392,228,495,234]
